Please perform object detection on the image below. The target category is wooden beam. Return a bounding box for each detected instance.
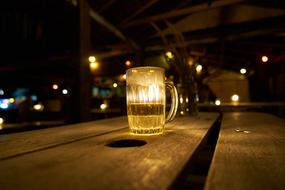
[98,0,117,12]
[120,0,160,26]
[122,0,245,28]
[89,9,139,49]
[76,0,92,122]
[89,15,285,59]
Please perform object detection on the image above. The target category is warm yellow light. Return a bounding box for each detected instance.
[9,98,15,103]
[90,62,99,70]
[188,57,194,66]
[165,51,174,59]
[215,99,221,106]
[231,94,239,102]
[33,104,44,111]
[0,117,4,125]
[240,68,247,74]
[52,84,59,90]
[125,60,132,66]
[196,64,202,73]
[119,74,126,81]
[100,103,107,110]
[179,96,183,104]
[261,56,268,63]
[113,83,118,88]
[180,111,184,115]
[88,56,96,63]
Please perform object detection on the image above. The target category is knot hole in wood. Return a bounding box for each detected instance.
[106,139,147,148]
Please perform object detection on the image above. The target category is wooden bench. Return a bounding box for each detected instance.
[0,112,284,190]
[205,112,285,190]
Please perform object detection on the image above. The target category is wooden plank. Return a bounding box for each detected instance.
[205,112,285,190]
[0,113,218,190]
[0,117,128,160]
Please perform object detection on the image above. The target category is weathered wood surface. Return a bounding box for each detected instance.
[0,113,218,190]
[205,112,285,190]
[0,117,128,160]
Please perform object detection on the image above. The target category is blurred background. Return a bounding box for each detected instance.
[1,0,285,133]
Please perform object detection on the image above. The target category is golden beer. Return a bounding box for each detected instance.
[127,103,165,135]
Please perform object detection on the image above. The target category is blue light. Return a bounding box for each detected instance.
[0,103,8,109]
[31,95,37,101]
[0,99,10,110]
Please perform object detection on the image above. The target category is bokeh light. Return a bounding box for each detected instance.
[52,84,59,90]
[261,55,268,63]
[231,94,239,102]
[240,68,247,74]
[196,64,203,73]
[62,89,68,95]
[88,56,96,63]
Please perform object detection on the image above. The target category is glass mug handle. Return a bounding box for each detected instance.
[165,82,178,122]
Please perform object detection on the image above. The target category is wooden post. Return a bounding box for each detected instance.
[75,0,91,122]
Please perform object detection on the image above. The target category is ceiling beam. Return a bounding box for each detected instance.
[120,0,160,26]
[89,9,139,49]
[98,0,117,13]
[122,0,245,28]
[90,15,285,59]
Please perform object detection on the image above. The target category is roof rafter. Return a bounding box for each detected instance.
[120,0,160,26]
[89,9,139,49]
[98,0,117,13]
[122,0,245,28]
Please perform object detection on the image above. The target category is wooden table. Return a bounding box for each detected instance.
[0,113,218,190]
[205,112,285,190]
[0,112,284,190]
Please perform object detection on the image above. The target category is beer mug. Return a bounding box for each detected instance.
[126,67,178,135]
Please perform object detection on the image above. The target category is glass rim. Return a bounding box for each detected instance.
[127,66,165,72]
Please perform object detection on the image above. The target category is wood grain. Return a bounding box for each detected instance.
[0,113,218,190]
[0,117,128,160]
[205,112,285,190]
